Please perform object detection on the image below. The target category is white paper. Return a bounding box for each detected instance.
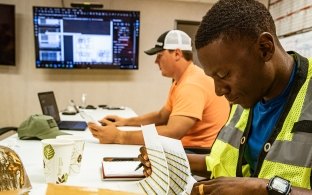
[138,124,195,195]
[102,161,144,177]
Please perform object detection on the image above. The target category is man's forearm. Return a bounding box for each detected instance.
[118,130,145,145]
[126,111,166,126]
[187,154,211,178]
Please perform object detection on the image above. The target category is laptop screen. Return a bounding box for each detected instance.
[38,91,61,123]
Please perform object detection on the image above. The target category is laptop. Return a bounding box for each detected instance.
[38,91,87,131]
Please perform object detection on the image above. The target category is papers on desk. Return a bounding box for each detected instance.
[101,158,145,180]
[138,124,196,195]
[98,124,196,194]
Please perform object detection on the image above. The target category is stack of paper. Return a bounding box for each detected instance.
[138,124,196,195]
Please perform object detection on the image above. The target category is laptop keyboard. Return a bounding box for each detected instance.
[59,121,87,130]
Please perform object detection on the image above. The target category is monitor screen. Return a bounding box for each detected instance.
[33,6,140,69]
[0,4,15,66]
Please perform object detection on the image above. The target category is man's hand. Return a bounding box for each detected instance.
[138,146,152,177]
[88,123,120,144]
[100,115,126,126]
[191,177,267,195]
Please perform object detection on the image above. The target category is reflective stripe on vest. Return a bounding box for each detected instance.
[206,104,249,177]
[218,105,248,148]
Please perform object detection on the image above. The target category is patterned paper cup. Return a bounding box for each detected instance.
[41,139,74,184]
[56,135,85,175]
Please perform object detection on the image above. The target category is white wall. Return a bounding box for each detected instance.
[0,0,213,126]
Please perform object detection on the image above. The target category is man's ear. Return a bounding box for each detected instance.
[258,32,275,62]
[174,49,183,61]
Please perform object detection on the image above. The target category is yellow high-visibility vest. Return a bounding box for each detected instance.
[206,51,312,189]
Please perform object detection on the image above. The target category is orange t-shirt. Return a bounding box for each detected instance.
[164,63,230,147]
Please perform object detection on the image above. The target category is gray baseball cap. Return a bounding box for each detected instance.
[18,114,70,140]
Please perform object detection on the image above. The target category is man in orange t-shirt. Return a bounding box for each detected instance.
[165,62,229,148]
[88,30,230,149]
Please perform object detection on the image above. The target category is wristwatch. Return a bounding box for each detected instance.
[267,176,291,195]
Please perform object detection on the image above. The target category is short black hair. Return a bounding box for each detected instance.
[195,0,276,49]
[182,50,193,61]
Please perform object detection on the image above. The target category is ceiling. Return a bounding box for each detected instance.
[143,0,218,4]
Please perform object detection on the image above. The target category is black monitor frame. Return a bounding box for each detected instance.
[33,6,140,69]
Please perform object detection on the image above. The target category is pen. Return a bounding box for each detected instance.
[134,163,143,171]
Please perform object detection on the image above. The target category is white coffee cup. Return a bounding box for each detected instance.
[41,139,74,184]
[56,135,85,174]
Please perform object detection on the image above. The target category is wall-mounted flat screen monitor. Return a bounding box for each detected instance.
[33,6,140,69]
[0,4,15,66]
